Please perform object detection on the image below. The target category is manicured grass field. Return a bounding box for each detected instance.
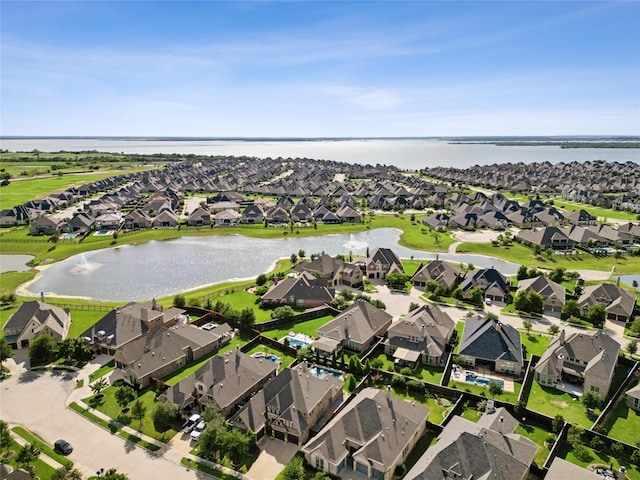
[520,331,552,358]
[461,407,482,422]
[555,199,638,222]
[556,442,640,480]
[526,381,596,429]
[603,381,640,445]
[88,360,116,382]
[2,436,56,480]
[211,290,273,323]
[515,423,552,467]
[261,315,334,340]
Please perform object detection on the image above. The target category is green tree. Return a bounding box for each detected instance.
[488,381,503,398]
[514,291,531,312]
[548,324,560,336]
[386,272,409,290]
[627,339,638,356]
[586,303,606,328]
[131,399,147,430]
[549,267,566,284]
[344,374,357,393]
[173,294,186,308]
[298,249,306,260]
[271,305,295,320]
[16,444,40,473]
[590,436,605,451]
[311,472,332,480]
[0,420,12,454]
[522,320,532,337]
[90,378,108,396]
[0,337,13,365]
[290,253,298,265]
[469,286,484,306]
[528,291,544,314]
[151,401,180,432]
[582,391,600,411]
[551,414,564,433]
[282,455,305,480]
[51,465,83,480]
[238,307,256,326]
[630,318,640,337]
[256,273,268,286]
[102,468,130,480]
[408,302,420,312]
[517,265,529,280]
[115,385,136,409]
[562,299,581,318]
[28,333,57,365]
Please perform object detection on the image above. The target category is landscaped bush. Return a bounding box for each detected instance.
[406,379,425,395]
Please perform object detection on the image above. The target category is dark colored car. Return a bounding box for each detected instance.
[54,439,73,455]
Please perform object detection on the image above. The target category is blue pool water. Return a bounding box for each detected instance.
[288,338,311,348]
[310,366,343,378]
[465,372,504,388]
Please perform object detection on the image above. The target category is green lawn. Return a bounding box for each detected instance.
[515,424,552,467]
[211,291,273,323]
[84,387,178,442]
[461,408,482,422]
[603,381,640,445]
[12,425,74,469]
[261,315,335,341]
[245,343,297,370]
[557,442,640,480]
[457,241,640,275]
[526,381,596,429]
[555,199,638,222]
[88,360,116,382]
[520,331,552,358]
[453,321,465,354]
[1,436,57,480]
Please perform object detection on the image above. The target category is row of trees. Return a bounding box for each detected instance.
[28,334,92,366]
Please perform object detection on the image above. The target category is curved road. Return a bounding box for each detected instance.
[0,354,202,480]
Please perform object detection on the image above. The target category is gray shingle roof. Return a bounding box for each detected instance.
[458,315,523,365]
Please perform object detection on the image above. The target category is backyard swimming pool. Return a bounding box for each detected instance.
[465,372,504,388]
[310,366,343,379]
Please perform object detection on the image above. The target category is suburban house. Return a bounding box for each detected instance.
[301,387,430,480]
[81,300,186,355]
[113,323,232,388]
[314,299,392,355]
[151,209,179,228]
[458,315,523,376]
[335,205,362,223]
[516,226,576,251]
[516,275,566,313]
[385,304,455,367]
[578,283,637,323]
[294,253,363,287]
[404,407,537,480]
[565,209,598,226]
[625,382,640,412]
[459,267,510,304]
[410,259,461,290]
[3,299,71,349]
[213,209,240,226]
[29,215,64,235]
[365,247,404,279]
[160,348,278,417]
[94,212,123,231]
[240,204,265,224]
[123,210,152,230]
[534,330,620,400]
[421,212,449,231]
[61,212,95,235]
[229,362,343,445]
[187,207,211,226]
[261,272,335,308]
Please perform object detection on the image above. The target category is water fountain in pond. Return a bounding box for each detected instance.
[343,234,368,251]
[69,254,102,274]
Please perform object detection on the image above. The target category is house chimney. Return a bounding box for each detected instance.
[40,292,45,303]
[152,298,157,311]
[495,322,502,332]
[499,416,504,435]
[617,276,621,287]
[559,329,566,346]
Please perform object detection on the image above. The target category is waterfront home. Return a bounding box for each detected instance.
[213,209,240,227]
[315,299,392,355]
[151,209,179,228]
[261,272,334,308]
[410,259,461,291]
[187,207,211,226]
[229,362,343,445]
[294,253,363,288]
[61,212,95,234]
[3,300,71,349]
[578,283,636,323]
[385,304,455,367]
[29,215,64,235]
[458,315,523,376]
[365,247,403,279]
[459,267,510,304]
[123,210,152,230]
[94,212,123,231]
[404,408,537,480]
[289,203,314,223]
[265,206,290,225]
[534,330,620,400]
[421,212,449,231]
[301,387,429,480]
[113,323,231,388]
[208,200,240,213]
[81,300,186,355]
[240,204,265,224]
[565,209,598,226]
[160,349,277,417]
[516,226,575,251]
[335,205,362,223]
[516,275,566,313]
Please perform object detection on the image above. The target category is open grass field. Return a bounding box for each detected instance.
[209,291,273,323]
[554,199,638,222]
[520,330,553,358]
[526,381,596,429]
[457,240,640,274]
[261,315,334,341]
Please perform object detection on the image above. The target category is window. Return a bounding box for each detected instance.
[590,385,600,394]
[315,457,324,470]
[634,397,640,409]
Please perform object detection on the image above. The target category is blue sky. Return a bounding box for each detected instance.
[1,1,639,137]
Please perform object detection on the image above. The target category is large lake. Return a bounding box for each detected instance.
[23,229,519,302]
[1,138,638,170]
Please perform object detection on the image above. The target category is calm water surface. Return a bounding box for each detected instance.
[0,254,34,273]
[24,229,519,302]
[1,138,637,170]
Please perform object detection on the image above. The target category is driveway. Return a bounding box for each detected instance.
[246,437,298,480]
[367,281,425,320]
[0,357,209,480]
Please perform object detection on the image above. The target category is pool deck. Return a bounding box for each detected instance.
[452,367,515,393]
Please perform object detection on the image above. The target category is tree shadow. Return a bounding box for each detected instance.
[18,371,39,383]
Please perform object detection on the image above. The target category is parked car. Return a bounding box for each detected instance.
[485,297,492,306]
[190,421,206,442]
[54,439,73,455]
[182,414,201,434]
